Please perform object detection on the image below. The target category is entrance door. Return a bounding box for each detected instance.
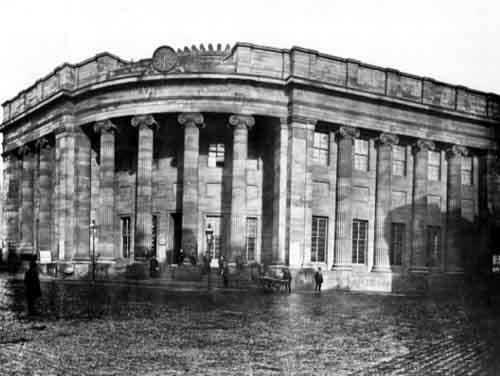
[205,215,222,262]
[169,213,182,264]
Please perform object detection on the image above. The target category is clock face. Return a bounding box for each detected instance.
[152,46,178,73]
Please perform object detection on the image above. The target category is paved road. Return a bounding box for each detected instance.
[0,277,499,375]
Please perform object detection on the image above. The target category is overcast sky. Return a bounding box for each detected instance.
[1,0,499,122]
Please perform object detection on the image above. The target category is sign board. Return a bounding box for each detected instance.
[493,254,500,274]
[39,251,52,264]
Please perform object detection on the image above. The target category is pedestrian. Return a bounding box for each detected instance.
[314,267,323,292]
[178,248,185,265]
[24,259,41,316]
[218,256,225,275]
[282,268,292,293]
[222,259,229,288]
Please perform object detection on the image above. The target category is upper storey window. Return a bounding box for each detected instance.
[428,150,441,181]
[392,145,406,176]
[208,143,225,168]
[313,132,329,166]
[354,139,369,171]
[461,156,473,186]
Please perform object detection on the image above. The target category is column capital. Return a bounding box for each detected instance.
[131,114,157,130]
[446,144,469,159]
[178,112,204,128]
[94,119,117,134]
[377,132,399,147]
[337,126,360,140]
[35,137,51,151]
[229,114,255,131]
[18,144,33,157]
[412,139,435,154]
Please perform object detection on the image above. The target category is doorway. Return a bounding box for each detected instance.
[169,213,182,264]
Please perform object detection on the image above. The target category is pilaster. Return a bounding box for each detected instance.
[3,152,20,252]
[131,114,157,259]
[333,126,359,270]
[35,138,52,255]
[178,112,204,259]
[446,145,467,273]
[55,123,77,261]
[94,120,117,259]
[410,139,435,272]
[271,119,289,265]
[228,114,255,262]
[373,132,399,271]
[19,145,35,255]
[74,130,91,260]
[286,116,315,267]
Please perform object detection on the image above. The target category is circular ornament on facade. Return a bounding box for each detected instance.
[152,46,178,73]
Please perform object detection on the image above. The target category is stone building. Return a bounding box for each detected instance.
[2,43,500,291]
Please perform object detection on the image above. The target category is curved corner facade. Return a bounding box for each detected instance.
[2,42,500,291]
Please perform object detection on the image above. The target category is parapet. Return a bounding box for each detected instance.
[2,42,500,124]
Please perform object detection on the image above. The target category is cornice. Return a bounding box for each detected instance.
[3,42,499,127]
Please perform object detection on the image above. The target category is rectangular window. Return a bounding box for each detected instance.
[354,139,369,171]
[352,219,368,264]
[390,223,405,266]
[461,156,473,186]
[311,216,328,262]
[246,217,258,261]
[206,216,222,259]
[121,217,131,258]
[208,143,225,167]
[313,132,329,166]
[392,145,406,176]
[427,226,441,267]
[152,215,158,257]
[428,150,441,181]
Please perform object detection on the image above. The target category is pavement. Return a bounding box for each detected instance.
[0,275,499,375]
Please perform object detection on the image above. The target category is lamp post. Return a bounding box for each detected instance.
[205,224,214,291]
[89,220,97,282]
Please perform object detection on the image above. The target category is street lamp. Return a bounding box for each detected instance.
[89,220,97,282]
[205,224,214,291]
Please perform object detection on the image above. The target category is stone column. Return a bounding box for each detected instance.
[373,133,399,271]
[3,152,20,253]
[94,120,117,259]
[19,145,35,255]
[131,115,157,259]
[35,138,52,255]
[178,112,204,259]
[272,118,289,265]
[446,145,467,272]
[228,114,255,262]
[287,116,315,267]
[74,130,92,260]
[410,139,434,272]
[333,126,359,269]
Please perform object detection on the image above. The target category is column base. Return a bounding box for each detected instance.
[445,267,464,274]
[408,266,429,274]
[331,264,352,271]
[371,265,392,273]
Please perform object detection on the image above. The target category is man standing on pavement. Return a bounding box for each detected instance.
[314,267,323,292]
[24,259,41,316]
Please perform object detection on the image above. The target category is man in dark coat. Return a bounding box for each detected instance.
[24,260,41,316]
[314,267,323,292]
[282,268,292,293]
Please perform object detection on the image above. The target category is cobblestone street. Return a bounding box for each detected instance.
[0,276,499,375]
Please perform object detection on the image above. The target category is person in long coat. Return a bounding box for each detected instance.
[314,267,323,292]
[24,260,41,316]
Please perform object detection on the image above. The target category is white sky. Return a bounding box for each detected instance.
[1,0,499,123]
